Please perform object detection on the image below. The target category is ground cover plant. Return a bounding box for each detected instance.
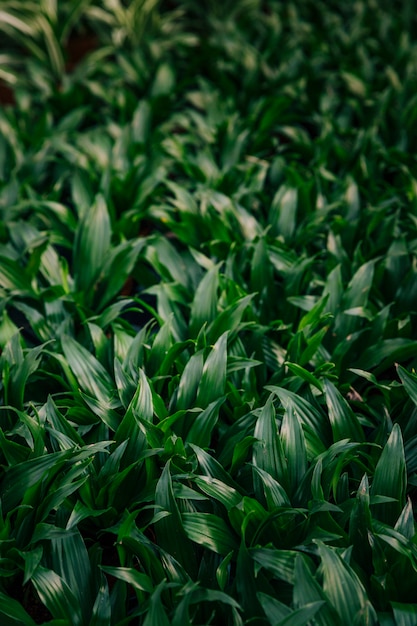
[1,0,417,624]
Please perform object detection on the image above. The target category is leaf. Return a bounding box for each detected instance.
[182,512,238,555]
[257,593,291,623]
[0,256,33,294]
[251,466,291,508]
[208,294,255,342]
[1,450,68,513]
[293,555,340,626]
[371,424,406,525]
[31,566,83,626]
[47,528,93,621]
[100,566,153,593]
[258,594,325,626]
[143,581,171,626]
[396,364,417,407]
[285,361,323,391]
[391,602,417,626]
[349,474,373,573]
[154,462,197,577]
[192,476,242,510]
[4,339,49,410]
[358,339,417,372]
[0,591,37,626]
[251,547,298,584]
[73,194,111,296]
[189,264,220,336]
[60,334,116,406]
[176,350,204,410]
[185,397,225,448]
[131,368,153,423]
[323,379,364,443]
[268,386,331,456]
[90,577,111,626]
[196,331,228,408]
[280,405,307,496]
[270,185,298,241]
[95,239,145,310]
[317,542,377,626]
[252,395,289,494]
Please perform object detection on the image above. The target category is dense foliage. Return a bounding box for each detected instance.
[1,1,417,624]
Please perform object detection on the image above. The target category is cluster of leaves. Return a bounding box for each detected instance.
[1,0,417,624]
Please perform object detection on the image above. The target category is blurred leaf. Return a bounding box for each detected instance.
[391,602,417,626]
[0,591,37,626]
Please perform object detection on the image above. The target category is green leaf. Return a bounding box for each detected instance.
[189,264,220,336]
[391,602,417,626]
[143,581,171,626]
[251,547,298,584]
[192,476,242,510]
[257,593,291,623]
[182,512,238,555]
[285,361,323,391]
[73,194,111,296]
[253,395,289,494]
[31,566,83,626]
[0,591,37,626]
[317,542,376,626]
[90,577,111,626]
[270,185,298,241]
[1,450,68,513]
[293,555,340,626]
[371,424,406,525]
[349,474,373,572]
[268,386,330,456]
[95,239,145,310]
[396,364,417,407]
[196,331,228,408]
[280,405,307,496]
[258,594,325,626]
[60,335,116,407]
[208,294,254,342]
[185,397,225,448]
[100,566,153,593]
[323,379,364,443]
[176,350,204,410]
[154,462,197,577]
